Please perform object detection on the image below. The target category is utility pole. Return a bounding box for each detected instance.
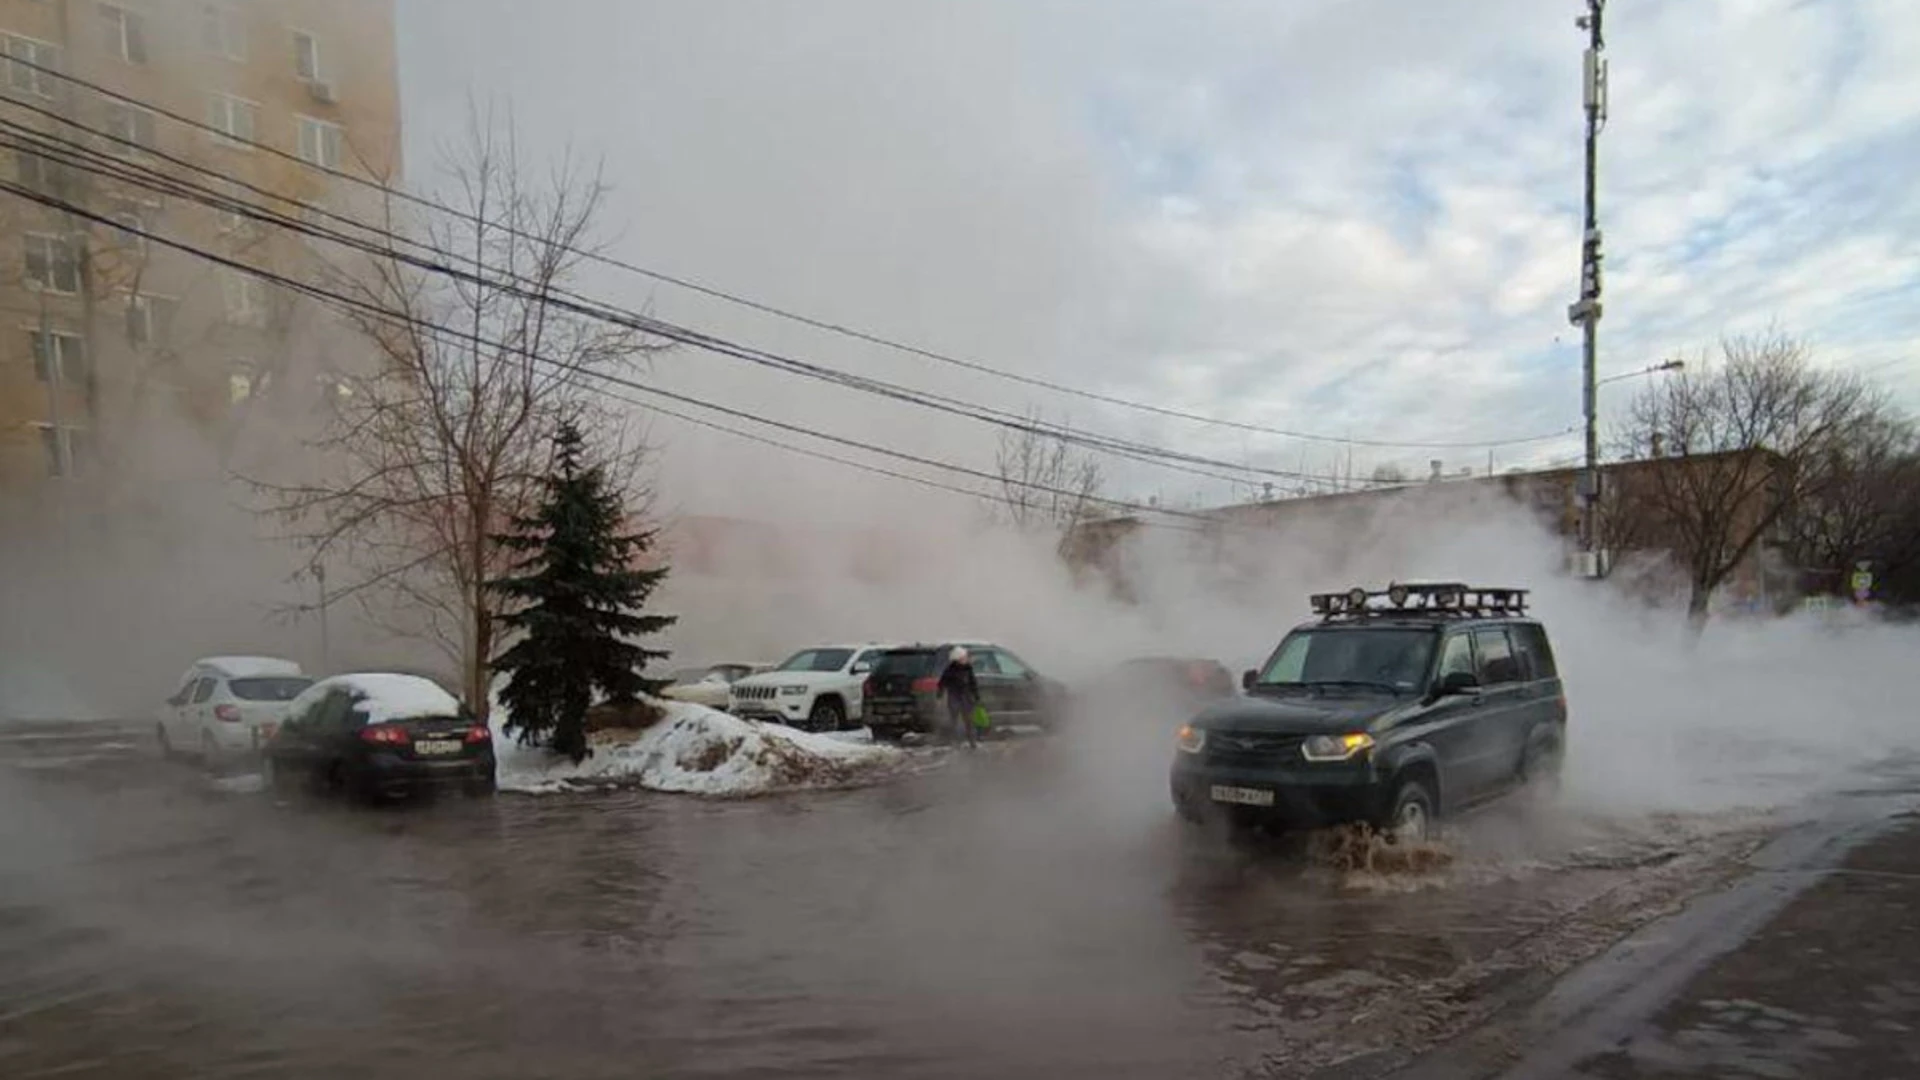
[315,561,331,672]
[1568,0,1608,576]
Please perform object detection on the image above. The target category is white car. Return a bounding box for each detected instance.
[661,663,772,711]
[728,644,889,732]
[158,657,313,766]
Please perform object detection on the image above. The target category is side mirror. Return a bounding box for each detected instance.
[1241,669,1258,691]
[1437,670,1481,696]
[851,662,872,675]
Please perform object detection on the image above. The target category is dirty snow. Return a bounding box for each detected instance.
[493,701,903,797]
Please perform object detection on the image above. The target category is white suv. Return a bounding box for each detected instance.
[728,644,889,732]
[158,657,313,767]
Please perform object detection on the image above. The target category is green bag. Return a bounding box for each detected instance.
[970,704,992,730]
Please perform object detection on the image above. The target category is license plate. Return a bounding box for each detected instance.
[415,739,462,757]
[1210,785,1275,807]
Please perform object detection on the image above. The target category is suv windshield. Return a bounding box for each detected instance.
[1255,628,1436,693]
[229,677,314,702]
[777,648,854,673]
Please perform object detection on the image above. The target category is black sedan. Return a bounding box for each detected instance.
[264,673,496,801]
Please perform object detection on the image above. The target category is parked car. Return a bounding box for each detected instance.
[728,645,888,732]
[1169,584,1565,843]
[263,673,495,801]
[157,656,313,767]
[863,641,1066,742]
[661,663,773,711]
[1114,656,1237,707]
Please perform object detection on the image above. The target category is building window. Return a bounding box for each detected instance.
[104,102,158,154]
[296,116,343,168]
[292,30,321,81]
[36,425,88,478]
[126,293,177,346]
[100,5,150,64]
[207,93,258,147]
[3,35,62,100]
[15,149,67,193]
[29,329,88,384]
[203,4,246,61]
[24,233,82,294]
[222,269,268,326]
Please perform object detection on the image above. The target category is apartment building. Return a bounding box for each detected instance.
[0,0,399,489]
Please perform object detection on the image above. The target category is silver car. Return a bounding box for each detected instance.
[158,657,313,768]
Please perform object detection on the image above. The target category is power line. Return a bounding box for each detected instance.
[0,110,1395,492]
[0,168,1217,530]
[1,52,1575,453]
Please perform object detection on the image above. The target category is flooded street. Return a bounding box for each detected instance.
[1,721,1774,1080]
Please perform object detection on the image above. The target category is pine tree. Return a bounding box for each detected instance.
[491,422,675,763]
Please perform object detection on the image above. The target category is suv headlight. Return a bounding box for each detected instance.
[779,685,809,696]
[1176,723,1206,755]
[1301,733,1374,761]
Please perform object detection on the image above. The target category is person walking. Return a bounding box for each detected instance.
[937,646,981,749]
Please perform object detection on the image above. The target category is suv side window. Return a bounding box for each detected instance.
[191,677,217,704]
[994,650,1033,678]
[1511,623,1558,680]
[970,650,1004,675]
[1435,634,1475,683]
[1472,629,1522,686]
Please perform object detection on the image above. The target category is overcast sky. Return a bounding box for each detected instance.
[395,0,1920,518]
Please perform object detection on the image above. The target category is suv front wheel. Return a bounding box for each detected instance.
[808,698,846,732]
[1381,778,1437,845]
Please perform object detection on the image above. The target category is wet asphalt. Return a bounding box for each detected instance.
[0,719,1782,1080]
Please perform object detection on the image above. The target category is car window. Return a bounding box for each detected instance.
[1472,629,1522,686]
[1511,623,1558,680]
[1260,629,1434,691]
[230,677,313,702]
[1435,634,1476,683]
[851,650,881,674]
[874,650,940,677]
[970,650,1004,675]
[777,648,855,673]
[995,650,1033,678]
[191,677,217,704]
[314,690,355,731]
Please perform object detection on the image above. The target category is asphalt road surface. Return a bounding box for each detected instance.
[0,720,1786,1079]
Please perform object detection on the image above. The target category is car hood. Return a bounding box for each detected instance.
[731,671,847,690]
[1194,693,1403,734]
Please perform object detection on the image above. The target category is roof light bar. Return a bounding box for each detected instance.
[1308,583,1529,620]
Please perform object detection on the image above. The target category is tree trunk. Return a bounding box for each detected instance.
[1686,577,1713,631]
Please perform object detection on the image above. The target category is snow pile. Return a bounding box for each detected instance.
[493,701,904,797]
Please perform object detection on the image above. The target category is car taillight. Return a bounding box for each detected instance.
[359,724,410,746]
[911,676,938,694]
[464,726,491,744]
[214,704,242,723]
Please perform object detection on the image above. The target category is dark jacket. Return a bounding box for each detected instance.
[937,661,979,708]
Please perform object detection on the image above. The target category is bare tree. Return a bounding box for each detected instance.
[1617,333,1871,623]
[1777,407,1920,597]
[992,409,1106,545]
[263,112,661,716]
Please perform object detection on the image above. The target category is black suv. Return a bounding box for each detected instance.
[1169,584,1565,841]
[863,642,1063,741]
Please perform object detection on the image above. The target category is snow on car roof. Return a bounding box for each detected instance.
[321,673,464,723]
[196,656,305,678]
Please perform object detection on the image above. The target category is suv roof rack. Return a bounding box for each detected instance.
[1310,583,1529,622]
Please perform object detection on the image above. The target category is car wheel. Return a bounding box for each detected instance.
[868,725,897,744]
[809,699,845,733]
[200,734,222,776]
[1382,779,1437,845]
[264,756,296,799]
[465,775,497,798]
[157,724,175,762]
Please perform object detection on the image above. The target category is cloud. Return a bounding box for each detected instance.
[396,0,1920,511]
